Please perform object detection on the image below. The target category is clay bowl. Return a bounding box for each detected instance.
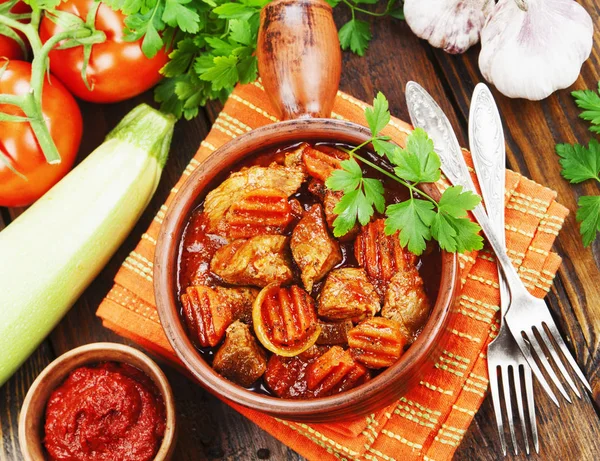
[154,118,459,422]
[19,343,177,461]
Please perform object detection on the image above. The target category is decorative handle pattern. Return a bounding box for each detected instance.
[405,81,528,299]
[468,83,510,315]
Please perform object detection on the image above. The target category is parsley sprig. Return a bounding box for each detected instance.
[555,84,600,246]
[325,93,483,255]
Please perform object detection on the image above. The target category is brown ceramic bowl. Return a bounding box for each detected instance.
[154,119,459,422]
[18,343,177,461]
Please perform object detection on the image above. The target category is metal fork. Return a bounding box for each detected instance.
[406,81,592,407]
[469,83,537,455]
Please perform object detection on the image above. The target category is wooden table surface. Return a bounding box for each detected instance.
[2,4,600,460]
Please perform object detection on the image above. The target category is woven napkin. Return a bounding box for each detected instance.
[97,81,568,461]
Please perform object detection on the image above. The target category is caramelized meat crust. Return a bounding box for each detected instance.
[305,346,369,395]
[213,321,267,387]
[203,163,305,233]
[210,235,293,287]
[355,219,417,296]
[180,286,233,347]
[382,268,430,343]
[216,286,259,324]
[348,317,407,369]
[264,346,323,398]
[253,284,321,356]
[316,319,353,345]
[302,145,348,182]
[318,268,381,320]
[225,188,294,239]
[291,204,342,292]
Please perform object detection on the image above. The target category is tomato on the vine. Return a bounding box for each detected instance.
[0,61,83,207]
[39,0,169,103]
[0,0,31,60]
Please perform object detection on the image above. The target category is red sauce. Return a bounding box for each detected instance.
[44,362,166,461]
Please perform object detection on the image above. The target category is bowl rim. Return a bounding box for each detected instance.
[154,118,459,419]
[18,342,177,461]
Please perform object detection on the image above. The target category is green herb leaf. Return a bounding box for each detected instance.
[437,185,481,217]
[392,128,441,183]
[338,19,371,56]
[363,177,385,213]
[371,138,398,159]
[556,140,600,184]
[163,0,200,33]
[572,84,600,131]
[385,199,435,255]
[365,92,390,137]
[199,55,239,90]
[577,195,600,247]
[326,159,363,193]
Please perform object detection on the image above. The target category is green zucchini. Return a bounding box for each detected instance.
[0,104,175,386]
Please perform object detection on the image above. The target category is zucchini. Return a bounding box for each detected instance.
[0,104,175,386]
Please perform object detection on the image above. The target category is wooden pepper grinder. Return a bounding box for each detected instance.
[256,0,342,120]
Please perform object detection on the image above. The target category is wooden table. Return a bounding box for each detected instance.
[2,4,600,460]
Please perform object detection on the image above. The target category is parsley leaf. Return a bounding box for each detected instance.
[391,128,441,183]
[327,159,363,193]
[573,83,600,133]
[365,92,390,136]
[385,200,435,255]
[556,140,600,184]
[199,55,239,90]
[338,19,371,56]
[577,195,600,247]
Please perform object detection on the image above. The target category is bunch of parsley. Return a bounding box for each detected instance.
[325,93,483,255]
[102,0,403,120]
[555,83,600,247]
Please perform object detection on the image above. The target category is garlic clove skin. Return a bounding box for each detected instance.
[404,0,494,54]
[479,0,593,101]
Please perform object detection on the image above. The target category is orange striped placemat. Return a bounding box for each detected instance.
[97,81,568,461]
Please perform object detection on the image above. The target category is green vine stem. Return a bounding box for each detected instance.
[0,5,105,165]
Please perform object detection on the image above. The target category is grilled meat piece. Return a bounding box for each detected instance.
[316,319,353,345]
[225,188,294,239]
[318,268,381,320]
[213,321,267,387]
[302,145,348,182]
[210,235,293,287]
[216,286,259,324]
[284,144,308,171]
[203,163,305,234]
[355,219,417,296]
[305,346,369,395]
[291,204,342,292]
[180,286,233,347]
[253,284,321,355]
[382,267,430,343]
[348,317,406,368]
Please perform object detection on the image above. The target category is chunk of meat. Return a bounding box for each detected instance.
[213,321,267,387]
[225,188,294,239]
[210,235,293,287]
[318,268,381,321]
[203,163,305,233]
[382,267,430,343]
[348,317,407,369]
[355,219,417,296]
[264,346,370,398]
[180,286,233,347]
[216,286,259,324]
[305,346,369,395]
[284,144,308,171]
[302,145,348,182]
[253,284,321,356]
[291,204,342,292]
[316,319,353,345]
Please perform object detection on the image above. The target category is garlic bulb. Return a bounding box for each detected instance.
[479,0,593,100]
[404,0,494,54]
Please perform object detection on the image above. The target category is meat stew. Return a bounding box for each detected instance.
[177,142,441,399]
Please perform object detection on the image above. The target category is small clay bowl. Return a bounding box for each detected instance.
[18,343,177,461]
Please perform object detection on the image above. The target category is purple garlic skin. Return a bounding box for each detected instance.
[479,0,593,100]
[404,0,494,54]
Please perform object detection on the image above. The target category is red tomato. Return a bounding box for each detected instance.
[0,0,31,60]
[0,61,83,207]
[39,0,169,103]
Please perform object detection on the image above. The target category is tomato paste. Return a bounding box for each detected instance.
[44,362,166,461]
